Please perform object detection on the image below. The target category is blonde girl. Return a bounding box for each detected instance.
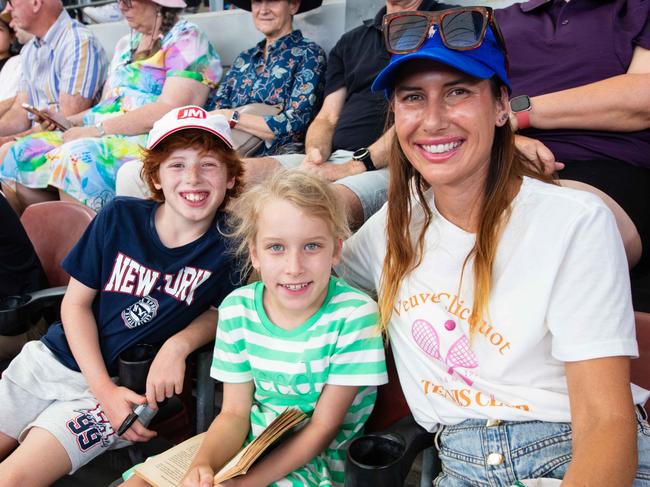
[130,170,387,487]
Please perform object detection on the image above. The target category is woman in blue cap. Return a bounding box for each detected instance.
[338,7,650,485]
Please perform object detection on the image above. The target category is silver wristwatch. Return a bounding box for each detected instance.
[94,121,106,137]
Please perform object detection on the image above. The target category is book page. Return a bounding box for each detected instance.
[134,433,206,487]
[213,408,306,484]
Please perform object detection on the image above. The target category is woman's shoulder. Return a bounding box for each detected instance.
[163,18,207,42]
[515,176,614,227]
[291,31,326,56]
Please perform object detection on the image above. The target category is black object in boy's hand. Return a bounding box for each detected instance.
[117,403,158,436]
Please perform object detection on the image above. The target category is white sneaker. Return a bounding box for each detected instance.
[83,2,123,24]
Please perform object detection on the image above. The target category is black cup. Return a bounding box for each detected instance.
[0,295,29,311]
[118,344,156,394]
[0,295,32,336]
[345,434,406,487]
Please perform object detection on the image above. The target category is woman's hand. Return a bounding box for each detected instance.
[145,341,187,408]
[181,464,215,487]
[62,125,102,143]
[94,382,157,442]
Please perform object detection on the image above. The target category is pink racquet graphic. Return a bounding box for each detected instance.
[411,319,478,386]
[412,319,442,360]
[445,335,478,386]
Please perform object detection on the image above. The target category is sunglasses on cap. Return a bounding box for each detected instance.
[383,7,508,62]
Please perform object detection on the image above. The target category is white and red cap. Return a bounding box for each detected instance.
[152,0,187,9]
[146,105,234,150]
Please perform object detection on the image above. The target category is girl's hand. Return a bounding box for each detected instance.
[145,342,187,408]
[180,464,215,487]
[95,382,157,442]
[216,478,244,487]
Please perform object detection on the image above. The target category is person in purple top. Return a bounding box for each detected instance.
[496,0,650,273]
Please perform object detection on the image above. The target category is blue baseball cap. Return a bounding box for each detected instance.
[372,24,511,97]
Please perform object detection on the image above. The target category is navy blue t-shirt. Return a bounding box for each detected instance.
[42,197,241,376]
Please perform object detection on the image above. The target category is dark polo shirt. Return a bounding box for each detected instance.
[496,0,650,168]
[326,0,454,152]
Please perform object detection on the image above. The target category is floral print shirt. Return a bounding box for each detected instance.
[213,29,326,156]
[83,18,222,126]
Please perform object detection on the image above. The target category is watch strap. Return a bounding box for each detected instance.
[360,154,376,172]
[229,110,240,129]
[353,148,377,172]
[515,110,531,131]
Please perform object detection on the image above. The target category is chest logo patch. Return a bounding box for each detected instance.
[412,318,478,386]
[121,295,159,329]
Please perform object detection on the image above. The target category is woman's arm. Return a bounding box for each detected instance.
[61,76,210,142]
[61,277,156,443]
[562,356,637,486]
[181,381,254,487]
[144,307,218,407]
[225,384,359,487]
[211,109,274,140]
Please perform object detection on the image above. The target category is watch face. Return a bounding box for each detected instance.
[353,148,369,160]
[510,95,531,113]
[231,111,240,122]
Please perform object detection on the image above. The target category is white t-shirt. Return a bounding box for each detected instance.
[338,177,649,431]
[0,55,21,101]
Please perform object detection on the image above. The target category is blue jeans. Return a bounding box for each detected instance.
[431,408,650,486]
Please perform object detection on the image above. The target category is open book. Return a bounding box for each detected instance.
[134,408,306,487]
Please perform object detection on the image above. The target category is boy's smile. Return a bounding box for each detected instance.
[250,198,342,330]
[154,147,234,244]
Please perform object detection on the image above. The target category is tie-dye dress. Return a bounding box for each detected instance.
[0,18,222,211]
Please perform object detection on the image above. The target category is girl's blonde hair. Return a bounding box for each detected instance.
[378,79,554,336]
[227,170,350,275]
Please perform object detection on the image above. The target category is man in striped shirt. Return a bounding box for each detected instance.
[0,0,107,139]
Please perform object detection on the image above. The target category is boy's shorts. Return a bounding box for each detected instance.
[0,341,129,473]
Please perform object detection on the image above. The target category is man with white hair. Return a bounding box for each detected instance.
[0,0,107,139]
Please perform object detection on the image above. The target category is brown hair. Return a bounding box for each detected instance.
[140,128,244,207]
[226,170,350,278]
[378,78,554,335]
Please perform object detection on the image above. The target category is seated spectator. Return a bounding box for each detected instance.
[0,191,48,361]
[339,10,650,483]
[0,11,16,73]
[0,0,107,143]
[242,0,453,229]
[121,170,387,487]
[0,10,26,120]
[211,0,326,156]
[115,0,326,199]
[496,0,650,269]
[0,106,243,485]
[0,0,222,213]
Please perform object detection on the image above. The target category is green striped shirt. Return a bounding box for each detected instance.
[212,276,387,486]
